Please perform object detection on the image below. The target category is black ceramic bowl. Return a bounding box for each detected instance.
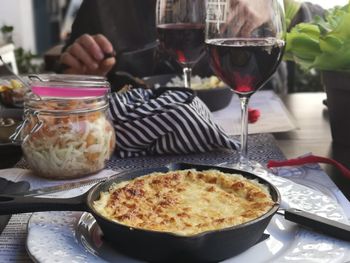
[143,74,233,112]
[0,108,23,168]
[0,75,30,108]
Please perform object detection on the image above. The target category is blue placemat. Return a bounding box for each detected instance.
[104,133,285,170]
[15,133,285,171]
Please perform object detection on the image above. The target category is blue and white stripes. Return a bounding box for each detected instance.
[109,88,238,158]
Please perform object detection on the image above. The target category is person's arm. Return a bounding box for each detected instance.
[226,0,272,37]
[60,34,116,76]
[58,0,116,76]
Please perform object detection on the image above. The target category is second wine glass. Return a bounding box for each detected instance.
[156,0,206,89]
[205,0,286,170]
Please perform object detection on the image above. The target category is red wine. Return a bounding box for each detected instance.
[206,38,285,95]
[157,23,205,67]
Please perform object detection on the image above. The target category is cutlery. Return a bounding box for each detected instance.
[14,171,125,197]
[15,177,108,196]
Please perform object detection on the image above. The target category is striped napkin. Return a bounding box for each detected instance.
[109,87,239,157]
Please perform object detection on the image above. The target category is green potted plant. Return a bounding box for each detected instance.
[0,24,14,44]
[284,1,350,146]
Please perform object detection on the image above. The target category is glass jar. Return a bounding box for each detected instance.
[11,79,115,179]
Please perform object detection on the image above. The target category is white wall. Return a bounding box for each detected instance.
[0,0,36,53]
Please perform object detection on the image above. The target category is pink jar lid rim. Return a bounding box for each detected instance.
[31,86,109,97]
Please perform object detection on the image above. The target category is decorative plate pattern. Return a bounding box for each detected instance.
[26,173,350,263]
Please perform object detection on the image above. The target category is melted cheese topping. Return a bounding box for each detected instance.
[93,169,275,236]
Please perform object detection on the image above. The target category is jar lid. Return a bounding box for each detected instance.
[30,79,110,98]
[31,85,109,98]
[29,74,107,83]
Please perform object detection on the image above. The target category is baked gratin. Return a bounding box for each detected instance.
[93,169,275,236]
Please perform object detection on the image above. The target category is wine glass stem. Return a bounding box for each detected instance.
[239,96,250,165]
[183,67,192,89]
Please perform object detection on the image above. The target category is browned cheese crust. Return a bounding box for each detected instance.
[93,169,275,236]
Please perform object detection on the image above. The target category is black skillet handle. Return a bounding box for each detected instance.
[0,192,89,215]
[285,208,350,241]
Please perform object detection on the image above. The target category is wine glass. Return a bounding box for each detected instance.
[156,0,206,89]
[205,0,286,170]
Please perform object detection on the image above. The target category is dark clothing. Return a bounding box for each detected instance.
[292,2,325,27]
[63,0,324,93]
[64,0,210,79]
[64,0,159,77]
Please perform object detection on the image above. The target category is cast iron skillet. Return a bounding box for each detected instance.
[0,163,281,262]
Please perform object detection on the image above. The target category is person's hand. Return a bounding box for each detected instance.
[225,0,272,37]
[60,34,116,76]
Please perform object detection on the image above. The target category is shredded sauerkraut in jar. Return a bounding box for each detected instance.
[22,109,115,179]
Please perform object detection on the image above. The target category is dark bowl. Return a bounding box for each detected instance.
[143,74,233,112]
[0,75,30,108]
[0,108,23,168]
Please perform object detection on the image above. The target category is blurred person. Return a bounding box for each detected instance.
[59,0,276,76]
[59,0,172,80]
[58,0,323,92]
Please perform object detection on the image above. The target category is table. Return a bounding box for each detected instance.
[1,91,350,262]
[274,92,350,201]
[1,92,349,200]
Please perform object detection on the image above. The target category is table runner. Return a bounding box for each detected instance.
[14,134,284,171]
[104,133,285,170]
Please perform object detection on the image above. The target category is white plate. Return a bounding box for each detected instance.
[26,173,350,263]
